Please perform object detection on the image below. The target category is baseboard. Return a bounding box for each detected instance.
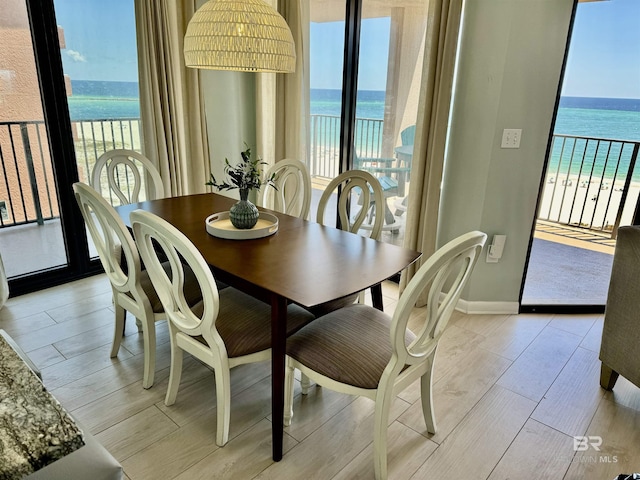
[455,298,519,315]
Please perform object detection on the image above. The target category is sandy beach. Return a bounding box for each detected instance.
[539,173,640,232]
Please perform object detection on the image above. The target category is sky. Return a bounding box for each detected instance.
[54,0,138,82]
[561,0,640,99]
[53,0,639,99]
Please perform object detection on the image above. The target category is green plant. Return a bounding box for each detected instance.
[206,146,276,192]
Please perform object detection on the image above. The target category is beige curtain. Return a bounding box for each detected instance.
[256,0,310,168]
[399,0,464,305]
[135,0,210,196]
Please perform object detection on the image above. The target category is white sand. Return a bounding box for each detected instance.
[540,173,640,231]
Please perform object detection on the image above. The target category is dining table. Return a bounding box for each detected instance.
[115,192,421,461]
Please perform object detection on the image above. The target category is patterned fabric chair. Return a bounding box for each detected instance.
[284,231,487,480]
[73,182,201,389]
[131,209,314,446]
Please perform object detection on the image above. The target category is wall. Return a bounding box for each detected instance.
[201,71,257,201]
[438,0,575,312]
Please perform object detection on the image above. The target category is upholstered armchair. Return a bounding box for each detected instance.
[600,225,640,391]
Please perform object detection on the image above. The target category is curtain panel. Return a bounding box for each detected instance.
[400,0,464,306]
[134,0,210,196]
[256,0,310,169]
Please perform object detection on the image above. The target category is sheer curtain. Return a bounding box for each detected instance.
[134,0,210,196]
[400,0,464,305]
[256,0,310,169]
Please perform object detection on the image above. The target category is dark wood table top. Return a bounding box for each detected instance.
[116,192,421,308]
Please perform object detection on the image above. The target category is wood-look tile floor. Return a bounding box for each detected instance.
[2,274,639,479]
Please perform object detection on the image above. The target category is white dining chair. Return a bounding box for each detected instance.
[91,149,164,206]
[284,231,487,479]
[261,158,312,220]
[309,169,386,316]
[73,182,201,389]
[316,169,385,241]
[130,209,314,446]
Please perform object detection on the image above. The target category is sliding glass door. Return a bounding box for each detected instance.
[0,0,70,280]
[307,0,428,243]
[0,0,140,295]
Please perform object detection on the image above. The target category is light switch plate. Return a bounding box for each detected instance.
[501,129,522,149]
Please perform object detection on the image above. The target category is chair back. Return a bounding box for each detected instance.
[261,159,311,219]
[316,170,385,240]
[390,231,487,366]
[131,210,224,351]
[400,125,416,146]
[92,149,164,206]
[73,182,142,297]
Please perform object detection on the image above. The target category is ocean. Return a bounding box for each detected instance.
[67,80,640,178]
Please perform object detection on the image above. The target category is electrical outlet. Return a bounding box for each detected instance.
[501,129,522,149]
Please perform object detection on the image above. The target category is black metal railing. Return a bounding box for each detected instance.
[539,135,640,238]
[309,114,385,180]
[0,118,142,228]
[2,115,640,241]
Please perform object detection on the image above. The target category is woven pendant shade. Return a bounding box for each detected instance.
[184,0,296,73]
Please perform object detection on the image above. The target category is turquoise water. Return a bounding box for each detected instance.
[67,81,640,178]
[551,98,640,182]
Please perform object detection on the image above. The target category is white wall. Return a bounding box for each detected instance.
[439,0,575,312]
[201,71,257,200]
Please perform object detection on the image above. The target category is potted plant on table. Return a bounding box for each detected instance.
[206,146,276,229]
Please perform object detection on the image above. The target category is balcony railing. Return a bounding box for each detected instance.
[2,115,640,241]
[0,118,141,227]
[538,135,640,238]
[310,114,385,180]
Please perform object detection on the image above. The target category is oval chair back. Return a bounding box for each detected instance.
[92,149,164,206]
[262,158,311,219]
[316,169,385,241]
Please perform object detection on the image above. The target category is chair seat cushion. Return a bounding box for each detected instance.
[135,261,201,313]
[287,304,416,389]
[194,288,315,358]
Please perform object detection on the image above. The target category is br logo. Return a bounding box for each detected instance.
[573,436,602,452]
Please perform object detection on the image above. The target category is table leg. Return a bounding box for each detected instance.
[271,295,288,461]
[371,283,384,311]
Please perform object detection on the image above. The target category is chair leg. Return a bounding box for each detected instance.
[215,367,231,447]
[164,327,183,406]
[300,372,312,394]
[284,361,295,426]
[600,363,619,390]
[420,355,437,435]
[373,389,394,480]
[111,303,126,358]
[141,316,156,389]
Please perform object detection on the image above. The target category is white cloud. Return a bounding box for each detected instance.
[66,50,86,62]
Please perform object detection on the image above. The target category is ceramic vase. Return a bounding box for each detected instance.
[229,188,259,229]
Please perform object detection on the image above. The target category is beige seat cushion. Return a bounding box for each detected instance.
[131,261,202,313]
[192,288,316,359]
[287,304,416,389]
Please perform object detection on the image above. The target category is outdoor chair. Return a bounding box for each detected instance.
[130,209,314,446]
[73,182,201,389]
[261,158,311,220]
[284,231,487,480]
[91,149,164,206]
